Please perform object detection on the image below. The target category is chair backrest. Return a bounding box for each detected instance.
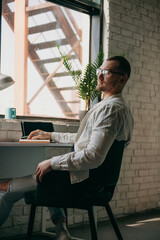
[21,121,54,137]
[89,140,125,188]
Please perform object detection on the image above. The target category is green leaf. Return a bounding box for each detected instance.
[58,45,104,109]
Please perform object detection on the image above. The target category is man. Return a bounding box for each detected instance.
[0,56,134,240]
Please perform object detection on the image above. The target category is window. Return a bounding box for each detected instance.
[0,0,102,119]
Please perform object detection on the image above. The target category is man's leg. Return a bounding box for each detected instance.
[37,170,89,240]
[0,174,37,226]
[0,174,71,240]
[36,171,73,240]
[48,207,72,240]
[0,189,28,226]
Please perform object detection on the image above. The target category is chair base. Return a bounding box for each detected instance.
[26,203,123,240]
[88,206,98,240]
[105,203,123,240]
[26,204,36,240]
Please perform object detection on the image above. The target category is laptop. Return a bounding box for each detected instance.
[21,121,54,138]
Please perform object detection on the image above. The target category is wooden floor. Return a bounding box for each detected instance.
[1,209,160,240]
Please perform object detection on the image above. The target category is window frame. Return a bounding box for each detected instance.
[46,0,104,67]
[48,0,101,15]
[0,0,103,118]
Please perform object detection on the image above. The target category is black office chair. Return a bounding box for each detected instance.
[25,140,125,240]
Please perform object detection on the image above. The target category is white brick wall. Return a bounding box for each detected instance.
[103,0,160,218]
[1,0,160,237]
[0,119,22,142]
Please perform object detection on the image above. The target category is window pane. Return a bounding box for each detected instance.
[1,0,90,119]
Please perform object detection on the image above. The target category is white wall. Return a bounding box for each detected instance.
[104,0,160,214]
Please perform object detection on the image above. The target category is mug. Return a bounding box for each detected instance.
[5,108,16,119]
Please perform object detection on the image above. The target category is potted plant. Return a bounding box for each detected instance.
[58,46,104,111]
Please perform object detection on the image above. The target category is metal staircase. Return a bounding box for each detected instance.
[2,0,83,118]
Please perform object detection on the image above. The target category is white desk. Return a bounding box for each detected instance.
[0,142,73,235]
[0,142,73,179]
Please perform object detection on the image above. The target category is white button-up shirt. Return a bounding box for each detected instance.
[51,94,134,184]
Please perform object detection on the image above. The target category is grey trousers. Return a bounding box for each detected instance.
[0,174,65,227]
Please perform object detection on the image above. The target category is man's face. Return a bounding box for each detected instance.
[96,60,125,94]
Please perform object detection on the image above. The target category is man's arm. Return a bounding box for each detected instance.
[36,106,123,182]
[27,129,77,144]
[36,159,52,182]
[51,132,76,144]
[51,128,116,171]
[50,106,124,172]
[36,127,116,182]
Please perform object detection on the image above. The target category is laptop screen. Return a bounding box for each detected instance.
[21,121,54,137]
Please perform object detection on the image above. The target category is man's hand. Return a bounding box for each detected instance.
[36,159,52,182]
[27,129,51,140]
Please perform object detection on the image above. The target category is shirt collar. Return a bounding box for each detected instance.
[102,93,122,101]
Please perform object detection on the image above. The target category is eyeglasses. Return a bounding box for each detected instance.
[96,68,124,76]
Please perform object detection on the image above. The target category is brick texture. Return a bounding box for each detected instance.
[103,0,160,218]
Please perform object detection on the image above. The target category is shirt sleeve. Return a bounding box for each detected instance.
[51,132,77,144]
[51,105,123,171]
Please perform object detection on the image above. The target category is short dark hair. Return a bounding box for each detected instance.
[107,56,131,79]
